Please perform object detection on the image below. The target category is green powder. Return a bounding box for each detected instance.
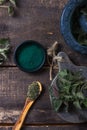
[27,82,40,100]
[17,43,45,72]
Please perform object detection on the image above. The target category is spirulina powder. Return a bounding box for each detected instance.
[17,43,45,72]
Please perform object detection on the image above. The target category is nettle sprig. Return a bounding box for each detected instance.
[0,38,10,65]
[47,41,59,81]
[53,69,87,112]
[0,0,16,16]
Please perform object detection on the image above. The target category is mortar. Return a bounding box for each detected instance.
[60,0,87,54]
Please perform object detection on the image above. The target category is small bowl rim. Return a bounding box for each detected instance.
[14,40,46,72]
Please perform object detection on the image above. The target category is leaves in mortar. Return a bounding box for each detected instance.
[0,38,10,65]
[72,6,87,46]
[51,69,87,112]
[78,32,87,46]
[80,6,87,16]
[73,101,82,109]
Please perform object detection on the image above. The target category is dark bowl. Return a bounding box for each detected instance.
[14,40,46,72]
[60,0,87,54]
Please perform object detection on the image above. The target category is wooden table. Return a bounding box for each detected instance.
[0,0,87,129]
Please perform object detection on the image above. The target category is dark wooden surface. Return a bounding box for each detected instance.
[0,0,87,129]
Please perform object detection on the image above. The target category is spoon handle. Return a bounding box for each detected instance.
[12,98,34,130]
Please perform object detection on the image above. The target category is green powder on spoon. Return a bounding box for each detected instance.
[27,82,40,100]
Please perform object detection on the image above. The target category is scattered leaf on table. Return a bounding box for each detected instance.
[8,5,14,16]
[0,38,10,65]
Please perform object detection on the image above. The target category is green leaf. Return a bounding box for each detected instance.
[64,95,73,101]
[71,83,79,96]
[8,5,14,16]
[0,38,9,45]
[51,69,87,112]
[52,98,62,112]
[76,92,84,100]
[9,0,16,7]
[58,69,68,78]
[73,101,82,109]
[0,38,10,65]
[83,99,87,108]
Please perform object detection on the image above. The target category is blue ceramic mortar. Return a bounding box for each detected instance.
[60,0,87,54]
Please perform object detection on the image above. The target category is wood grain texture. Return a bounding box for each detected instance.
[0,125,87,130]
[0,0,86,66]
[0,0,87,129]
[0,67,63,124]
[18,0,68,8]
[0,0,67,66]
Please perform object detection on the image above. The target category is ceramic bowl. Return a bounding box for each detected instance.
[60,0,87,54]
[14,40,46,72]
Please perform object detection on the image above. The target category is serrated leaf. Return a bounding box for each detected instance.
[51,69,87,112]
[76,92,84,100]
[58,69,68,77]
[64,95,73,101]
[0,38,10,65]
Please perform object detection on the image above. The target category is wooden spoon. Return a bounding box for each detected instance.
[12,81,42,130]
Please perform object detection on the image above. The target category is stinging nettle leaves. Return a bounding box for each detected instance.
[0,0,17,16]
[72,6,87,46]
[51,69,87,112]
[0,38,10,65]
